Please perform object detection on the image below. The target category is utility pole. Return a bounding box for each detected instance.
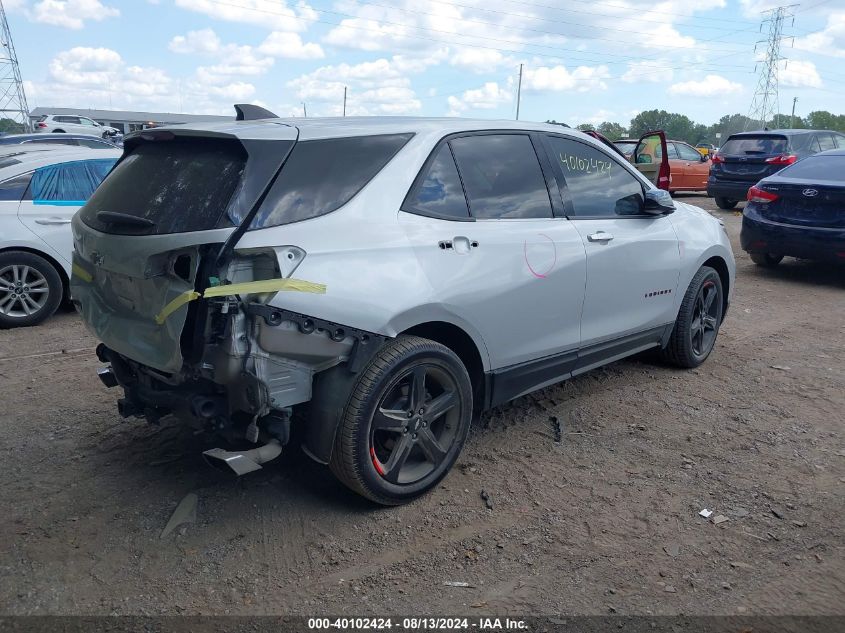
[790,96,797,128]
[0,0,30,132]
[343,86,347,117]
[515,63,523,121]
[302,102,307,118]
[746,4,797,131]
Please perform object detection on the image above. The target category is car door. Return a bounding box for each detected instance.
[398,132,587,390]
[632,130,671,191]
[78,117,102,136]
[675,141,710,190]
[541,134,680,368]
[665,142,686,190]
[17,158,116,265]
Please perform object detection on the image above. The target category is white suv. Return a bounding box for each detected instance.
[71,118,735,504]
[34,114,119,138]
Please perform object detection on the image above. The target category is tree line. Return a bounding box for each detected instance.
[548,110,845,145]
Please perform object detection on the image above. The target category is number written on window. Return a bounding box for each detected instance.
[546,136,644,218]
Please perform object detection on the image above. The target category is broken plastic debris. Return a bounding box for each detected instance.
[699,509,713,518]
[444,581,472,588]
[712,514,730,525]
[160,492,198,539]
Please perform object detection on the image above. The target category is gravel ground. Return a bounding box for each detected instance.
[1,194,843,617]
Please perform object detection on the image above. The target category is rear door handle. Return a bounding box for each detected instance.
[35,218,72,225]
[587,232,614,242]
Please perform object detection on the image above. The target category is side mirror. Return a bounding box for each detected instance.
[643,189,675,215]
[701,153,709,162]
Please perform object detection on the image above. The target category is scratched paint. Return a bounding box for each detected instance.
[523,233,557,279]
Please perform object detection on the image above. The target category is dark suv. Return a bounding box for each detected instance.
[707,129,845,209]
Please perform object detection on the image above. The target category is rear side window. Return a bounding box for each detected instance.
[720,135,787,155]
[81,138,246,235]
[0,172,32,201]
[449,134,553,219]
[31,159,116,204]
[403,144,469,220]
[250,134,413,229]
[778,155,845,181]
[545,135,644,218]
[817,133,836,151]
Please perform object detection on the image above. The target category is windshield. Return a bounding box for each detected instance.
[778,155,845,181]
[720,135,788,156]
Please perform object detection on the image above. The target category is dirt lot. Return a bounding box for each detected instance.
[1,194,843,617]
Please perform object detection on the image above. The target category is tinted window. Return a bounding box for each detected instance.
[404,144,469,220]
[546,136,644,217]
[778,155,845,181]
[81,137,246,235]
[615,141,637,157]
[449,134,552,219]
[720,135,788,155]
[817,133,836,151]
[0,157,21,169]
[26,138,78,146]
[31,159,116,203]
[676,143,702,161]
[0,172,31,201]
[251,134,413,229]
[791,133,820,153]
[834,134,845,149]
[666,143,680,159]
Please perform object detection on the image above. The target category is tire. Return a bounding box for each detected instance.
[660,266,724,369]
[715,197,738,210]
[0,251,63,328]
[750,252,783,268]
[329,335,473,505]
[53,129,65,133]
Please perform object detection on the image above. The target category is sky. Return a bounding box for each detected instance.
[6,0,845,127]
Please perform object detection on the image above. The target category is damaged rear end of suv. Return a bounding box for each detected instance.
[71,119,439,503]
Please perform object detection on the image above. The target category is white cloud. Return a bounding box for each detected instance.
[449,48,510,74]
[286,54,444,116]
[667,74,742,97]
[258,32,324,59]
[795,13,845,59]
[779,59,823,89]
[174,0,313,31]
[169,28,222,54]
[447,82,512,116]
[574,109,617,127]
[48,47,122,86]
[522,65,610,93]
[31,0,118,29]
[622,60,673,83]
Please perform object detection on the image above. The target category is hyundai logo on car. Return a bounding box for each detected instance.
[802,188,819,197]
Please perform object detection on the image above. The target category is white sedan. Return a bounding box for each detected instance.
[0,146,119,327]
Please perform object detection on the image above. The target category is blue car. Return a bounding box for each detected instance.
[741,149,845,266]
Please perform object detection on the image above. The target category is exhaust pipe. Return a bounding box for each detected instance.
[203,439,282,476]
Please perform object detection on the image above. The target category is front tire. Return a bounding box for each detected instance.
[0,251,63,328]
[329,335,473,505]
[750,252,783,268]
[715,197,738,210]
[660,266,724,369]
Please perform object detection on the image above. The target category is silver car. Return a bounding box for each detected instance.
[71,118,735,504]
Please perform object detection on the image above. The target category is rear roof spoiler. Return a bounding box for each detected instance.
[234,104,279,121]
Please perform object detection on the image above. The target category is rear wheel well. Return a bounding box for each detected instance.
[702,256,730,320]
[401,322,485,413]
[0,247,69,302]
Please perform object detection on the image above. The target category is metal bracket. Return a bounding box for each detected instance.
[244,303,388,373]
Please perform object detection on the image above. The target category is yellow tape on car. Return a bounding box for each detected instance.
[153,278,326,325]
[71,262,93,283]
[154,291,201,325]
[203,278,326,297]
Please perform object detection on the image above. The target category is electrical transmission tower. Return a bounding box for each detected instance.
[746,4,796,131]
[0,0,30,132]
